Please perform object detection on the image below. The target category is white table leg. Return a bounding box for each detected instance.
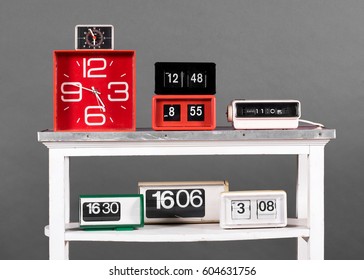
[296,154,309,259]
[49,150,69,260]
[307,146,325,259]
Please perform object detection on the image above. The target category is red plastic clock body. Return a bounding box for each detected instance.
[53,50,136,131]
[152,95,216,131]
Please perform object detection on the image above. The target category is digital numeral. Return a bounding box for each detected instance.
[82,201,121,222]
[163,104,180,121]
[231,200,277,220]
[85,202,120,215]
[188,104,204,121]
[164,71,182,88]
[151,189,204,210]
[146,189,205,218]
[188,72,206,88]
[231,200,251,220]
[257,199,277,219]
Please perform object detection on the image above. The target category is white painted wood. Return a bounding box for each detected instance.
[41,140,327,156]
[38,127,335,260]
[49,150,69,260]
[44,221,309,242]
[307,146,325,260]
[296,154,309,259]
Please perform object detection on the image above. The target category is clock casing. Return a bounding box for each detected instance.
[75,25,114,50]
[220,190,287,229]
[79,194,144,230]
[155,62,216,94]
[53,50,136,131]
[227,100,301,129]
[152,95,216,130]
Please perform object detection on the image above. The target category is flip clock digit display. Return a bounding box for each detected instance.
[227,100,301,129]
[220,190,287,229]
[152,95,216,130]
[138,181,229,223]
[79,194,144,230]
[155,62,216,94]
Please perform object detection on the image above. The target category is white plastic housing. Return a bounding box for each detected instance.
[220,190,287,229]
[79,196,142,228]
[227,99,301,129]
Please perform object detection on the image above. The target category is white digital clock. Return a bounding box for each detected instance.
[227,100,301,129]
[138,181,229,224]
[79,194,144,230]
[220,190,287,229]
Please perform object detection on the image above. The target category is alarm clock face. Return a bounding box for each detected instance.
[155,62,216,94]
[227,100,301,129]
[139,181,229,223]
[53,50,136,131]
[75,25,114,49]
[220,190,287,229]
[152,95,216,130]
[79,194,143,229]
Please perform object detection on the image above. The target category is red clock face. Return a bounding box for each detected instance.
[53,50,136,131]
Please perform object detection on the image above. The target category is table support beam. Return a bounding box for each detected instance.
[49,150,69,260]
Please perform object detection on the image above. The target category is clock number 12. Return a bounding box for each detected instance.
[83,58,107,78]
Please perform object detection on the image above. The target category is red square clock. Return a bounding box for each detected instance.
[53,50,136,131]
[152,95,216,130]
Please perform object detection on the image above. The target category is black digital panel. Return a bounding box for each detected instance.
[236,102,299,118]
[82,201,121,222]
[145,189,205,218]
[155,62,216,94]
[163,104,181,121]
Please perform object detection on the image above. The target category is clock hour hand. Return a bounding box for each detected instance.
[73,84,105,109]
[88,28,96,45]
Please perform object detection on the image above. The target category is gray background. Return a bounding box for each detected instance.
[0,0,362,260]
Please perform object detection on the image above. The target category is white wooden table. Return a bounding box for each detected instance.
[38,126,335,260]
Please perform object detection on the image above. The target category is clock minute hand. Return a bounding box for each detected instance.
[74,84,105,109]
[76,84,98,94]
[91,87,105,108]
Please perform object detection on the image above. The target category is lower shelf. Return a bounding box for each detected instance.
[44,219,309,242]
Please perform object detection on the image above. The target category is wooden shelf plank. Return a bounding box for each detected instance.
[45,221,309,242]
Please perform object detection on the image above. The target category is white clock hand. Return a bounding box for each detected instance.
[89,28,96,45]
[73,84,105,109]
[91,87,105,108]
